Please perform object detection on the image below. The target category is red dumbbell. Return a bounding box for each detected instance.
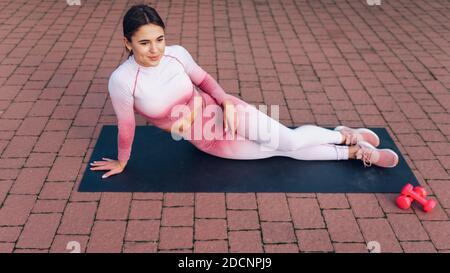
[397,185,427,206]
[396,184,436,212]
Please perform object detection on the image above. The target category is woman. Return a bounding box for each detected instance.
[90,4,399,179]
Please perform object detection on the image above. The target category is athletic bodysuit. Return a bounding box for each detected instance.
[108,45,349,162]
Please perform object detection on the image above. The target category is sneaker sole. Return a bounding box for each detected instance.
[357,140,399,168]
[334,126,380,147]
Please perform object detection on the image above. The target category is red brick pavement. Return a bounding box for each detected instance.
[0,0,449,253]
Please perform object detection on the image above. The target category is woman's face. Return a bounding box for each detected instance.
[124,23,166,67]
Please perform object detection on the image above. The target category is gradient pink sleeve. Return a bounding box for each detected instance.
[177,45,230,105]
[108,74,135,162]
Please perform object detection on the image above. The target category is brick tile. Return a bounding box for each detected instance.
[25,153,57,167]
[323,210,364,243]
[58,202,97,235]
[163,193,194,206]
[288,198,324,229]
[125,220,160,242]
[333,243,368,253]
[257,193,290,221]
[16,117,48,136]
[401,241,437,253]
[39,182,73,200]
[123,242,158,253]
[376,193,413,214]
[347,194,384,218]
[415,160,449,179]
[422,221,450,250]
[73,109,101,126]
[14,248,49,253]
[264,244,299,253]
[50,235,89,253]
[0,169,19,180]
[229,231,263,253]
[428,180,450,208]
[32,200,67,213]
[0,85,21,100]
[387,214,429,241]
[162,207,193,226]
[159,249,193,253]
[261,222,296,244]
[226,193,257,209]
[67,126,95,139]
[0,195,36,226]
[2,102,33,119]
[194,241,228,253]
[0,158,24,169]
[2,136,37,157]
[0,180,13,206]
[66,81,90,96]
[227,210,260,230]
[59,139,90,156]
[129,200,162,220]
[52,105,78,119]
[69,177,101,202]
[96,193,132,220]
[0,119,21,131]
[16,213,61,249]
[358,218,402,253]
[159,227,193,250]
[195,219,227,240]
[87,221,126,253]
[10,167,49,194]
[29,100,58,117]
[413,202,449,221]
[133,192,163,200]
[296,230,333,252]
[33,131,66,152]
[47,157,83,181]
[81,93,107,108]
[195,193,226,218]
[0,243,14,253]
[0,226,22,242]
[317,194,349,209]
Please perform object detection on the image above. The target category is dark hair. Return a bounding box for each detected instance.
[123,4,166,57]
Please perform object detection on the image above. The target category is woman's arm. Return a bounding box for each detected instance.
[196,73,231,106]
[175,45,232,105]
[108,73,136,163]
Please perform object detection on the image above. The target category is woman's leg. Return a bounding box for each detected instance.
[208,137,349,161]
[228,96,343,151]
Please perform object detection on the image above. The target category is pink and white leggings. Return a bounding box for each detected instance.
[194,96,350,161]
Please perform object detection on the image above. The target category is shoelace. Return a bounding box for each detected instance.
[355,146,373,168]
[342,131,361,145]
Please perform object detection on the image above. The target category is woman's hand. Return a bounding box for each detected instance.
[90,157,126,179]
[222,99,239,137]
[173,117,193,134]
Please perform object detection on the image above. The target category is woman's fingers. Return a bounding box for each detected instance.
[102,168,122,179]
[90,161,108,166]
[90,165,112,171]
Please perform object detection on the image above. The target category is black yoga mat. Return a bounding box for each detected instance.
[78,125,419,193]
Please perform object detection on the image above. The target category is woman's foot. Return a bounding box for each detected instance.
[350,140,399,168]
[335,125,380,147]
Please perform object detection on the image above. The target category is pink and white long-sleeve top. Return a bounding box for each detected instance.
[108,45,231,162]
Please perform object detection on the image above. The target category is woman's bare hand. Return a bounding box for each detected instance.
[222,99,239,137]
[89,157,126,179]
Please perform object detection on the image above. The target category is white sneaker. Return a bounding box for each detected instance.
[355,140,399,168]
